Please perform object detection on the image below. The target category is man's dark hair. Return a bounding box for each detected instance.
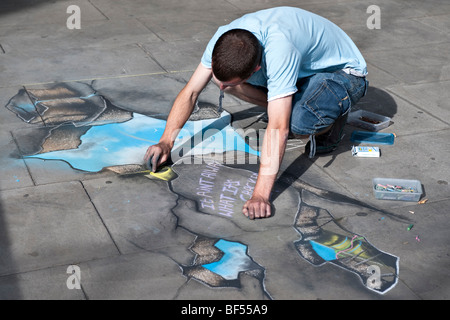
[212,29,262,82]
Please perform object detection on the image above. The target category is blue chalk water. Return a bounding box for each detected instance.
[202,239,254,280]
[25,112,260,172]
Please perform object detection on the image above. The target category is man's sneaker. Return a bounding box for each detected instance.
[305,110,349,158]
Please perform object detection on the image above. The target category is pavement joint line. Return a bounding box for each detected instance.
[87,0,110,21]
[135,17,166,42]
[0,43,5,54]
[20,69,195,87]
[79,180,123,256]
[136,42,169,73]
[9,130,37,187]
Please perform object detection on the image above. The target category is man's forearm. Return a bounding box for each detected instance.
[159,63,213,146]
[241,94,292,219]
[253,127,290,200]
[160,86,198,146]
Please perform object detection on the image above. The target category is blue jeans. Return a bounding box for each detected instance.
[290,70,368,136]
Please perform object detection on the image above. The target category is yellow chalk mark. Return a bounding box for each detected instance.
[320,234,341,247]
[144,166,177,181]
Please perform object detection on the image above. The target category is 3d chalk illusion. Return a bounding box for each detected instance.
[294,201,398,294]
[6,83,399,295]
[182,237,266,289]
[7,82,259,172]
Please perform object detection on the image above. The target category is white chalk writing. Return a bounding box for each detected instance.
[239,172,258,202]
[218,193,235,217]
[194,161,258,217]
[196,161,222,210]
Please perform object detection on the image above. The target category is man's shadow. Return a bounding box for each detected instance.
[230,86,403,219]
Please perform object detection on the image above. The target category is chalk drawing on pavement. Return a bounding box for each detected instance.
[5,82,400,296]
[182,237,268,292]
[293,198,399,294]
[6,83,259,172]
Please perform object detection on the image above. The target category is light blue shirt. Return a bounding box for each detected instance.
[201,7,367,101]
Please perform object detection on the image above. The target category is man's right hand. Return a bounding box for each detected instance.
[143,141,172,172]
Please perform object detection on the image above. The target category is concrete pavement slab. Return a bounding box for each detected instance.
[175,271,268,300]
[391,199,450,300]
[387,80,450,123]
[136,9,241,42]
[223,0,346,12]
[0,87,37,190]
[81,175,194,256]
[138,39,209,72]
[0,181,119,276]
[397,0,450,16]
[342,17,450,54]
[91,73,191,116]
[362,42,450,85]
[0,18,161,54]
[363,62,403,88]
[0,129,34,191]
[0,43,165,87]
[91,71,242,118]
[301,0,426,29]
[0,264,85,300]
[78,251,187,300]
[416,13,450,34]
[89,0,239,20]
[0,0,107,28]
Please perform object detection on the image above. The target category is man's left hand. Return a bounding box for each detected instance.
[242,196,272,219]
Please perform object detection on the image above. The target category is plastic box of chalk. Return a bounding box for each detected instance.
[348,110,391,131]
[373,178,423,202]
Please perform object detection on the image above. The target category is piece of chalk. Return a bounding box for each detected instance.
[407,224,414,231]
[146,158,152,171]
